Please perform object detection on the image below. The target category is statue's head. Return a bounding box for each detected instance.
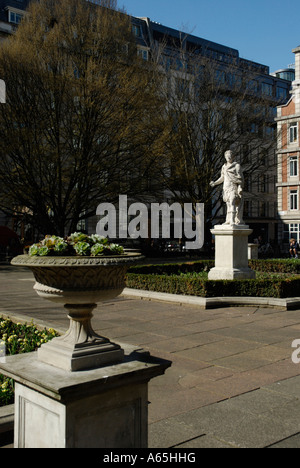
[225,150,233,163]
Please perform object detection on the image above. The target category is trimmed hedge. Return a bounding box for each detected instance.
[249,259,300,274]
[126,259,300,298]
[129,259,300,276]
[126,273,300,298]
[128,260,214,276]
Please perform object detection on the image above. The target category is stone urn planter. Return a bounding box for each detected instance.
[11,252,143,371]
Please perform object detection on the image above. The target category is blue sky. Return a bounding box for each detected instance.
[120,0,299,73]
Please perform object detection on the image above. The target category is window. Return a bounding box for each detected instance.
[215,69,226,84]
[248,80,258,93]
[290,156,298,177]
[259,175,268,193]
[208,49,225,61]
[227,73,236,87]
[244,174,251,192]
[241,145,250,164]
[276,87,287,100]
[289,123,298,144]
[8,11,23,24]
[244,201,252,217]
[250,123,259,134]
[259,202,268,217]
[290,190,298,210]
[262,82,273,96]
[264,125,274,138]
[132,25,141,38]
[176,78,189,100]
[284,224,300,243]
[137,48,149,61]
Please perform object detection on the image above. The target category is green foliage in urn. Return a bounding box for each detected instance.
[29,232,124,257]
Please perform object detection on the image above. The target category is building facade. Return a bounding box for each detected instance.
[276,46,300,253]
[0,0,292,250]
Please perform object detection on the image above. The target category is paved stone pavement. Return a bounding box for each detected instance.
[1,264,300,448]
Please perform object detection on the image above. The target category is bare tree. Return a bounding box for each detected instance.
[154,38,280,238]
[0,0,165,236]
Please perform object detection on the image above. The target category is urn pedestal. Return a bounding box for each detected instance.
[11,253,142,371]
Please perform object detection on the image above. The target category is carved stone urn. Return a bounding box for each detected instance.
[11,252,142,371]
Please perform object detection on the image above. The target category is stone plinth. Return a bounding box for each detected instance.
[0,345,171,448]
[248,243,259,260]
[208,225,256,280]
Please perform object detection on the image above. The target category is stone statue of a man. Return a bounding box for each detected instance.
[210,150,244,226]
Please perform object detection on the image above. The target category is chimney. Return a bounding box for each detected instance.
[292,46,300,113]
[292,46,300,84]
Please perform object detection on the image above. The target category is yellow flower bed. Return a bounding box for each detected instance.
[0,317,58,406]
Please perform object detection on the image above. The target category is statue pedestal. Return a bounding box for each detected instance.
[0,346,171,448]
[208,225,256,280]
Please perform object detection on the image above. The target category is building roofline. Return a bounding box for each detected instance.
[145,18,239,56]
[276,95,294,112]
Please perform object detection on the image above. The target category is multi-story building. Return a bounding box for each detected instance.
[276,46,300,253]
[0,0,292,249]
[131,17,291,244]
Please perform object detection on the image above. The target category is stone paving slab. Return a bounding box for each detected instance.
[1,265,300,448]
[149,376,300,448]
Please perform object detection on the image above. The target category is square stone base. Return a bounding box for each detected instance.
[0,347,171,448]
[208,267,256,280]
[14,380,146,448]
[209,225,255,281]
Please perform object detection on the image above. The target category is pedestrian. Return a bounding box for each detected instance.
[289,238,299,258]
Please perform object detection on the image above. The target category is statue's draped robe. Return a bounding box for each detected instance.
[221,162,244,225]
[221,162,243,203]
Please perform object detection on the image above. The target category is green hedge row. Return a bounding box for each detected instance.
[129,259,300,275]
[126,272,300,298]
[249,259,300,274]
[128,260,214,276]
[126,259,300,298]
